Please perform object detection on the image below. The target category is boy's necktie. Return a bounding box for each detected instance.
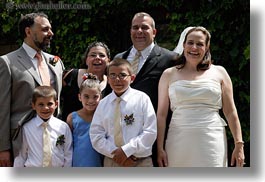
[42,122,52,167]
[114,97,124,147]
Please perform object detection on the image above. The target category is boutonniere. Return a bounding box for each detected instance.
[56,134,65,146]
[82,73,98,81]
[49,56,60,66]
[124,114,135,125]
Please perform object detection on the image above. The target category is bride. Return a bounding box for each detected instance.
[157,26,245,167]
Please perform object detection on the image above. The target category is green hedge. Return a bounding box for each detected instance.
[0,0,250,166]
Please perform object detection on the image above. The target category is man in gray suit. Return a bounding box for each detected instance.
[0,12,64,166]
[113,12,177,166]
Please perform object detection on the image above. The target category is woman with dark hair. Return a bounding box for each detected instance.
[61,41,110,122]
[157,27,245,167]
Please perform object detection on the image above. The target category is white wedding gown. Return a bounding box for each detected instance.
[166,79,228,167]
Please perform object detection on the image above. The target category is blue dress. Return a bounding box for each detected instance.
[72,112,103,167]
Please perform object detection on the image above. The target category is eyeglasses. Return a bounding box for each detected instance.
[109,73,131,80]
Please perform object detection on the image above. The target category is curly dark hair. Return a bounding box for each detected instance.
[80,41,111,68]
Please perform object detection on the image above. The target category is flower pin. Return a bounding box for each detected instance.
[49,56,60,66]
[82,73,98,81]
[56,134,65,146]
[124,114,135,125]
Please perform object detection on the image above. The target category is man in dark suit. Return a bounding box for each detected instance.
[114,12,177,167]
[0,12,64,167]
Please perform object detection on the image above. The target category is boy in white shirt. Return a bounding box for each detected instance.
[90,58,157,167]
[14,86,72,167]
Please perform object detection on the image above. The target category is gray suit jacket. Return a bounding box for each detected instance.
[0,46,64,158]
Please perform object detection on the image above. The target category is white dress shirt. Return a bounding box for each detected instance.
[127,42,155,73]
[90,87,157,158]
[14,115,73,167]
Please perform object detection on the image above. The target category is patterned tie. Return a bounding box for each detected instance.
[131,51,141,75]
[114,97,124,147]
[42,122,52,167]
[35,52,50,86]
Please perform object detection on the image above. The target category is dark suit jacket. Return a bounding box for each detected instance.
[113,44,177,111]
[0,46,64,158]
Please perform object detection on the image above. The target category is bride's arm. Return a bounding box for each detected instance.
[218,65,245,167]
[156,68,171,167]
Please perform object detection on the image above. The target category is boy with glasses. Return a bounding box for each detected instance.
[90,58,157,167]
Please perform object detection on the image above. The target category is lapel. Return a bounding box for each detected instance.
[42,53,62,116]
[122,47,132,59]
[16,48,60,92]
[133,45,161,83]
[16,47,42,85]
[43,53,56,76]
[43,53,60,92]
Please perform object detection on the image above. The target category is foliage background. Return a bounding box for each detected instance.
[0,0,250,167]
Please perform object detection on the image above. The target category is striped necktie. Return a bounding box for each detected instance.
[131,51,141,75]
[114,97,124,147]
[42,122,52,167]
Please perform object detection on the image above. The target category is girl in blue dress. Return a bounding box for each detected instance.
[66,73,103,167]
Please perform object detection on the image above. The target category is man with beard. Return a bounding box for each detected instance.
[0,12,64,167]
